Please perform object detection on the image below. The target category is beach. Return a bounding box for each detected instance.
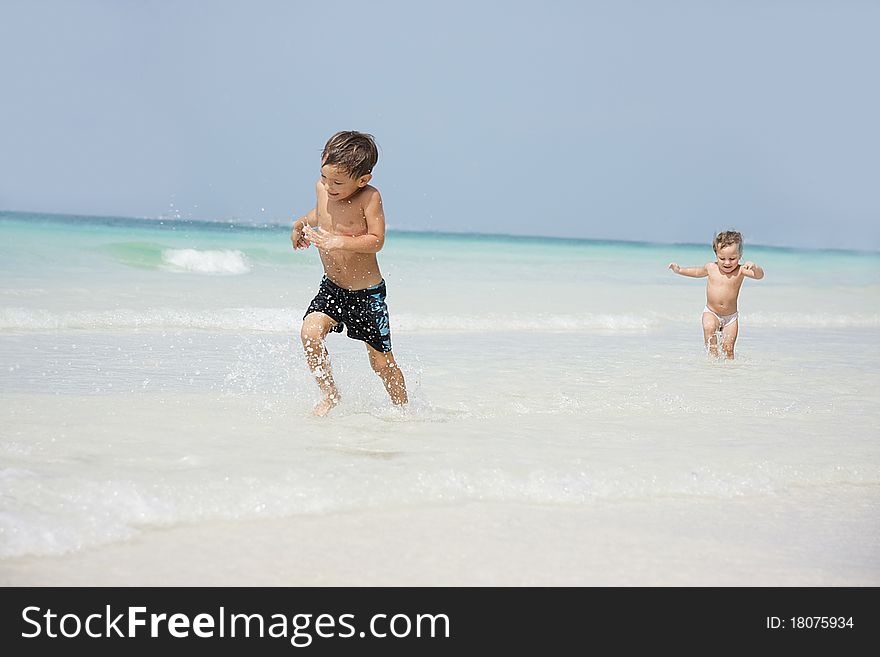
[1,212,879,586]
[4,491,876,586]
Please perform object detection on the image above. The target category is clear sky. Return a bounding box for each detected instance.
[1,0,878,250]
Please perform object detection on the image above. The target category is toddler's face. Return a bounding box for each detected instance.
[714,243,741,273]
[320,164,368,202]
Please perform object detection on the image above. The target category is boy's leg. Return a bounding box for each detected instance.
[701,311,721,357]
[301,312,340,415]
[366,344,408,405]
[720,320,739,360]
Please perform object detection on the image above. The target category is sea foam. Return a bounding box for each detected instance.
[1,308,878,332]
[162,248,251,274]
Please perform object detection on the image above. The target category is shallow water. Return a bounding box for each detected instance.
[1,212,878,559]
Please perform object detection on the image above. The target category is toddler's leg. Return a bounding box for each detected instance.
[720,320,739,360]
[701,311,721,357]
[366,345,408,405]
[301,312,340,416]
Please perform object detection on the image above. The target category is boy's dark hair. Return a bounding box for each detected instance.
[713,230,743,254]
[322,131,378,179]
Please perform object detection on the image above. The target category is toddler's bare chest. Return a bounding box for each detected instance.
[709,273,743,291]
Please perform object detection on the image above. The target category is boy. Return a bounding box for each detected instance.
[290,131,407,415]
[668,230,764,359]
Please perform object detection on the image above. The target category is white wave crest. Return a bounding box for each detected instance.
[0,310,658,333]
[1,308,878,333]
[162,248,251,274]
[2,462,873,558]
[394,313,659,332]
[0,308,294,332]
[745,312,880,328]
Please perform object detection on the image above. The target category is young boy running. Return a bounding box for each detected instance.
[291,131,407,415]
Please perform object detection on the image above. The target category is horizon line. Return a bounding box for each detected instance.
[1,208,877,256]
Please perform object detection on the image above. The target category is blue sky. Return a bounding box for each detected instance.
[1,0,878,250]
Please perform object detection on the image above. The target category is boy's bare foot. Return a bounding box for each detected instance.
[313,395,339,417]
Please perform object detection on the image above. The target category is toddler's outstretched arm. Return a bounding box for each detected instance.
[668,263,708,277]
[741,261,765,279]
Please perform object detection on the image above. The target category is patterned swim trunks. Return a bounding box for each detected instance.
[304,276,393,352]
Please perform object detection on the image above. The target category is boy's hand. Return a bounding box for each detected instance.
[741,261,756,273]
[668,263,681,273]
[291,222,311,250]
[305,225,344,251]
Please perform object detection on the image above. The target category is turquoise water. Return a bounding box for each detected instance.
[1,211,878,558]
[2,210,878,322]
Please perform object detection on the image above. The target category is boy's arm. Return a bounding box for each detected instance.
[290,208,316,250]
[307,189,386,254]
[292,208,317,230]
[741,262,764,279]
[668,262,708,278]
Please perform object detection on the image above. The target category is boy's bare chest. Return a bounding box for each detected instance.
[317,202,367,235]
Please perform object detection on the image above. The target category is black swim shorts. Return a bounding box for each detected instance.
[304,277,393,353]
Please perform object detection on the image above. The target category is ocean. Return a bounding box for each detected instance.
[1,211,878,585]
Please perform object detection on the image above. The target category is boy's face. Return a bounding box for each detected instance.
[320,164,371,202]
[715,243,742,273]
